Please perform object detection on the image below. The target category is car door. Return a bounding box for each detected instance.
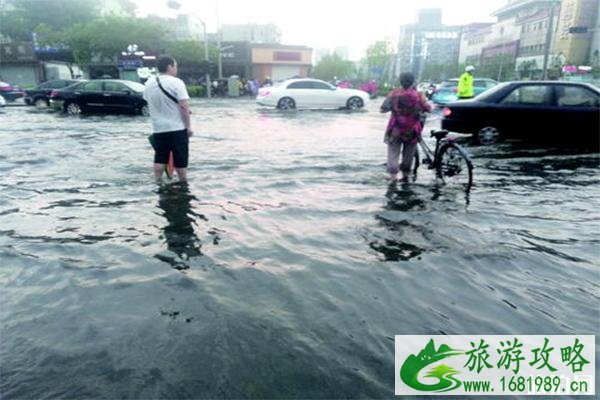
[103,81,133,113]
[77,80,105,111]
[554,85,600,140]
[285,81,312,108]
[497,84,553,139]
[310,81,338,108]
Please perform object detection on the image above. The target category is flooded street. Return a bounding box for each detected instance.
[1,99,598,398]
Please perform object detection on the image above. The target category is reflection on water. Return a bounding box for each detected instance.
[0,100,598,398]
[155,182,206,271]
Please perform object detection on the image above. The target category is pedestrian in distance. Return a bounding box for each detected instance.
[143,56,194,182]
[380,72,432,183]
[457,65,476,100]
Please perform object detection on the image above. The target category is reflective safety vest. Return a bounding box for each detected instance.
[457,72,474,98]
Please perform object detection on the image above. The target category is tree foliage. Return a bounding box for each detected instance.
[364,41,394,78]
[312,53,355,81]
[420,63,461,82]
[476,55,517,81]
[165,40,219,68]
[63,17,167,64]
[0,0,97,41]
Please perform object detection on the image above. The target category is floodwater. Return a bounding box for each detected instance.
[0,100,598,399]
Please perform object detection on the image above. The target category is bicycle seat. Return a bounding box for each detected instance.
[430,130,449,139]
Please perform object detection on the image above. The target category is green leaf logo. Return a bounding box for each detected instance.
[400,339,464,392]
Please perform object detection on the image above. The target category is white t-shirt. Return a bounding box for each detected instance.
[143,75,190,133]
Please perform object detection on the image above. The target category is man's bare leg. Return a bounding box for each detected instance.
[154,163,165,181]
[176,168,187,181]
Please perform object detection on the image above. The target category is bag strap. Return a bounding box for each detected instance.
[156,76,179,104]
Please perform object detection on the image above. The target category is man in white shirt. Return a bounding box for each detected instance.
[144,56,194,181]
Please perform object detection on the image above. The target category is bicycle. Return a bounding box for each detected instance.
[413,129,474,191]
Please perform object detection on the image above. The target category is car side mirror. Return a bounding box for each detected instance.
[122,90,132,95]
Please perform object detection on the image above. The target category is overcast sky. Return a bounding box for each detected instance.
[136,0,508,59]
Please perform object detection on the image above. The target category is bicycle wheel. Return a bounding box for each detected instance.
[436,143,473,190]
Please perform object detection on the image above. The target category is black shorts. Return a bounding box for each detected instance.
[152,129,189,168]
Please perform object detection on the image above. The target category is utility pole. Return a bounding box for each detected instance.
[216,0,223,79]
[202,21,211,98]
[166,0,211,98]
[542,1,559,80]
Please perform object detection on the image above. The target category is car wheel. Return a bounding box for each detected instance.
[477,126,500,145]
[139,105,150,116]
[65,102,82,116]
[34,98,49,108]
[277,97,296,110]
[346,96,364,110]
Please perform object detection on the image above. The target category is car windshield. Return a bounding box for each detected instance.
[124,81,145,92]
[440,80,458,88]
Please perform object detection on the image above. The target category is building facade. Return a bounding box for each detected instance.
[396,9,461,79]
[221,24,282,44]
[147,14,205,41]
[459,23,494,64]
[251,44,312,82]
[554,0,599,65]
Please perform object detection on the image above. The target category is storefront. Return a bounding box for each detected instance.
[251,44,312,82]
[0,42,41,86]
[220,41,252,78]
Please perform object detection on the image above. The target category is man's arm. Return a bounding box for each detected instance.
[178,99,192,136]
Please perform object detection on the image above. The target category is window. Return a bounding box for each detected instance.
[556,86,599,107]
[501,85,552,105]
[82,81,103,91]
[287,81,312,89]
[104,81,128,92]
[311,81,333,90]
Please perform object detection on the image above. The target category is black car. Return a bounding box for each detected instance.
[441,81,600,146]
[50,79,149,116]
[24,79,82,107]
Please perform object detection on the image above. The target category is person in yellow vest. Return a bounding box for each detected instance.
[457,65,475,100]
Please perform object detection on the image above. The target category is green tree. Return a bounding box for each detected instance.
[165,40,219,68]
[363,41,394,79]
[421,63,461,82]
[0,0,98,41]
[64,17,167,65]
[478,55,516,81]
[312,53,355,81]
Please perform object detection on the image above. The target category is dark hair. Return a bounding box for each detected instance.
[157,56,176,73]
[399,72,415,89]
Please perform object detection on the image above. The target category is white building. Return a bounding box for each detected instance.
[459,23,494,64]
[592,2,600,65]
[147,14,205,41]
[220,24,282,44]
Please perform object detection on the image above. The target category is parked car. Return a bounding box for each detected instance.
[431,78,498,105]
[50,79,148,116]
[256,78,370,110]
[0,80,25,102]
[441,81,600,146]
[24,79,82,107]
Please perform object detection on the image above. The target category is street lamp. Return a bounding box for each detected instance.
[166,0,211,98]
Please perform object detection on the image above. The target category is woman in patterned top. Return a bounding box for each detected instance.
[381,72,432,182]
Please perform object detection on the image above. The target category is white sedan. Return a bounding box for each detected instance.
[256,78,370,110]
